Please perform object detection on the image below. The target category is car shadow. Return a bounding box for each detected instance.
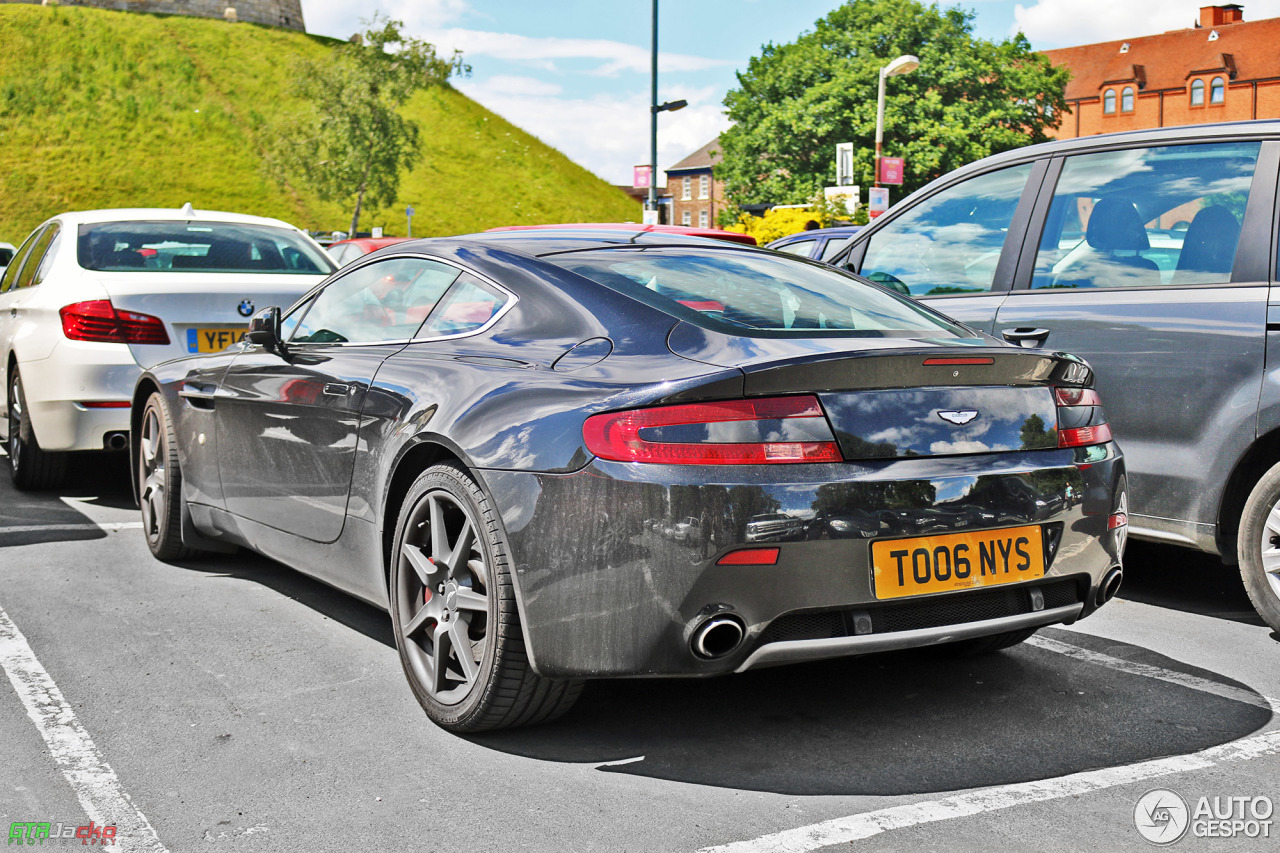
[1119,540,1265,626]
[0,450,134,547]
[470,627,1271,797]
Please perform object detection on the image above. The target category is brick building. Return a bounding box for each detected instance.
[665,137,730,228]
[1043,5,1280,139]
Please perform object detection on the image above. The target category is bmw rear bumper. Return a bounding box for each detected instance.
[483,443,1126,679]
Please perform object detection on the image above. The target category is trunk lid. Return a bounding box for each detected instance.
[667,321,1079,460]
[93,271,326,368]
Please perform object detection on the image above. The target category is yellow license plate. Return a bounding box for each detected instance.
[871,525,1044,600]
[188,327,246,353]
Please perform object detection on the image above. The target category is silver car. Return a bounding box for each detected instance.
[831,120,1280,632]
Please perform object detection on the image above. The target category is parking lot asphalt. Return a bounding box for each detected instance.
[2,451,1278,852]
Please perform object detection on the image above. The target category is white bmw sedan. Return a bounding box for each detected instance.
[0,206,336,489]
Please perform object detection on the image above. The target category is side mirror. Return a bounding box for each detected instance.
[246,306,282,350]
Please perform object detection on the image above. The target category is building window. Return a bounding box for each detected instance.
[682,176,691,200]
[699,210,709,228]
[1211,76,1225,104]
[1103,89,1116,114]
[1121,86,1134,112]
[1191,79,1205,106]
[698,175,710,199]
[681,210,691,226]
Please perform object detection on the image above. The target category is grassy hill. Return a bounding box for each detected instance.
[0,5,637,242]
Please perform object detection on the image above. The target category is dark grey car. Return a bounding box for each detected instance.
[831,119,1280,632]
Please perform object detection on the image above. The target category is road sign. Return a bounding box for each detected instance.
[868,187,890,218]
[879,157,904,185]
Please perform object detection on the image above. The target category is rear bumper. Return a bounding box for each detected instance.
[483,443,1126,678]
[19,342,140,451]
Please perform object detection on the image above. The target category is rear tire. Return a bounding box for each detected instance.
[389,463,582,732]
[137,392,200,561]
[7,368,66,490]
[1236,461,1280,633]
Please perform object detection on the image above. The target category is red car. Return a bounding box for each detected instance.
[326,236,414,267]
[486,222,757,246]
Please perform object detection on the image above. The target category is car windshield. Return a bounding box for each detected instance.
[545,246,968,337]
[77,221,335,274]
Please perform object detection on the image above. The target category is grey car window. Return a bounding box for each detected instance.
[292,257,460,344]
[858,163,1032,297]
[15,225,59,290]
[1031,141,1260,290]
[775,239,816,257]
[820,236,855,261]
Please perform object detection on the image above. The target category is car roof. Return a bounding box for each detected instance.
[768,226,862,245]
[487,222,757,246]
[429,227,762,257]
[49,206,305,231]
[329,236,413,250]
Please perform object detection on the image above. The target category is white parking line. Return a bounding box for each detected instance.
[0,602,168,853]
[0,521,143,535]
[699,636,1280,853]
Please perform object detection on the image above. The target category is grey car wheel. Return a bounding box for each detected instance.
[390,463,582,732]
[1237,461,1280,633]
[137,393,199,561]
[7,368,66,490]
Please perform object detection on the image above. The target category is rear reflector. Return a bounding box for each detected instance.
[717,548,780,566]
[79,401,131,409]
[60,300,170,345]
[583,395,843,465]
[922,357,994,366]
[1055,387,1102,407]
[1059,424,1113,447]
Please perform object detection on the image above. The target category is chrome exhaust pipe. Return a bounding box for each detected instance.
[691,615,745,659]
[1096,567,1123,607]
[105,432,128,451]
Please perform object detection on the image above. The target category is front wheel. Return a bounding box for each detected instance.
[1236,462,1280,632]
[389,463,582,732]
[137,393,200,561]
[7,368,67,490]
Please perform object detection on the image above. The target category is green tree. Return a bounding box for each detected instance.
[1019,413,1057,450]
[266,16,467,235]
[719,0,1067,210]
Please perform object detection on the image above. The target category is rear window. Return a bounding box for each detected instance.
[0,247,14,266]
[545,247,968,337]
[77,221,335,275]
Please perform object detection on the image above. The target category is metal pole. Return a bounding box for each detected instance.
[874,66,886,188]
[648,0,658,216]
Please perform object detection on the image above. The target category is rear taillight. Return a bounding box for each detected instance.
[583,395,843,465]
[60,300,170,345]
[1054,386,1112,448]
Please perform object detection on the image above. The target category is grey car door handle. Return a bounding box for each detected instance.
[1002,327,1051,348]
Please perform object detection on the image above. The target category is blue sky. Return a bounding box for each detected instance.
[301,1,1280,185]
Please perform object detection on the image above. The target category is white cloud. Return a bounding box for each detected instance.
[426,28,734,76]
[304,0,471,40]
[456,79,728,184]
[1013,0,1280,47]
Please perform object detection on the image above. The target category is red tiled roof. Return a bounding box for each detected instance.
[667,137,721,173]
[1042,15,1280,100]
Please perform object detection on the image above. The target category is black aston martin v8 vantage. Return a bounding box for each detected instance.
[130,228,1127,732]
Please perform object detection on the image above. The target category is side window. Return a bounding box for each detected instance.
[0,228,45,293]
[1030,141,1260,290]
[418,273,508,338]
[291,257,461,344]
[279,293,317,342]
[775,239,816,257]
[28,226,62,288]
[858,163,1032,297]
[820,236,855,261]
[16,225,60,290]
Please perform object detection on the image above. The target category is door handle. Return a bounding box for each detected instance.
[1001,327,1050,349]
[323,383,350,396]
[8,306,15,318]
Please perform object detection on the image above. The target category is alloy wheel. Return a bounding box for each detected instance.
[1258,499,1280,603]
[395,489,491,705]
[138,405,167,543]
[7,374,22,471]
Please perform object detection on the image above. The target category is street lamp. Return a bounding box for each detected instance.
[646,0,687,223]
[874,54,919,187]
